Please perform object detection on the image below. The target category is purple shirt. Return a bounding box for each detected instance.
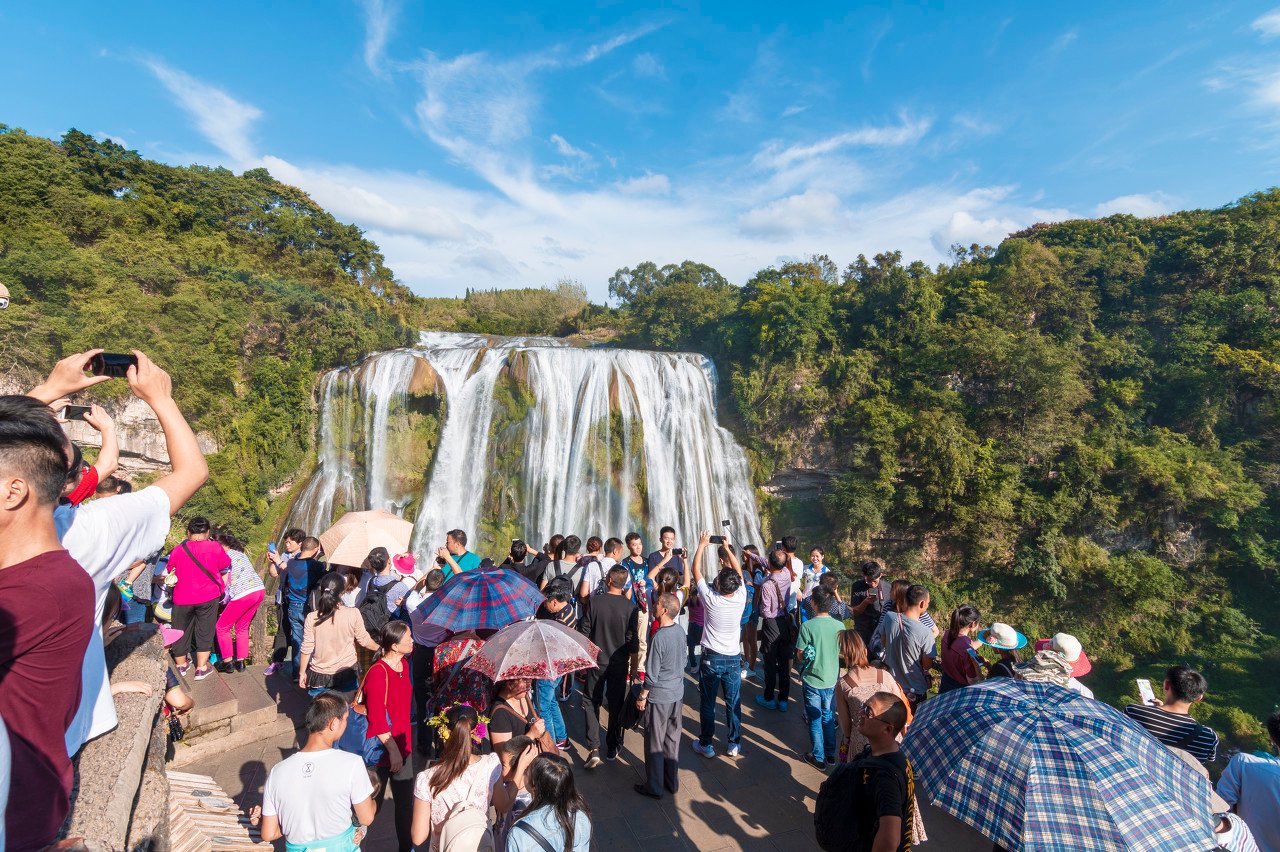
[760,570,791,619]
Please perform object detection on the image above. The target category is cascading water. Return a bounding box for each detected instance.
[287,332,764,557]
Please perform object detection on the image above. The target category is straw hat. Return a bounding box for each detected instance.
[1034,633,1092,678]
[973,622,1028,651]
[0,283,9,309]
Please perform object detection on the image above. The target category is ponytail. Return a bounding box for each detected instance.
[314,572,345,626]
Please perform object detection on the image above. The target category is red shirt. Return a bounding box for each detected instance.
[941,632,979,684]
[364,658,413,759]
[0,549,94,851]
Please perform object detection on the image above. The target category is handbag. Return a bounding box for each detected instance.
[336,662,390,767]
[493,700,558,753]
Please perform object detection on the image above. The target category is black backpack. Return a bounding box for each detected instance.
[360,578,394,638]
[814,760,870,852]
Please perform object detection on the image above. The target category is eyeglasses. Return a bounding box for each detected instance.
[859,704,889,725]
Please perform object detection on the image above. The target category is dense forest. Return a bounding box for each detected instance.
[2,126,1275,749]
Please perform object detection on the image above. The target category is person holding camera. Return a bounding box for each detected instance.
[690,530,747,759]
[434,528,480,580]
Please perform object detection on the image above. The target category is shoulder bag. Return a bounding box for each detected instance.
[336,661,391,767]
[181,542,226,598]
[492,700,558,753]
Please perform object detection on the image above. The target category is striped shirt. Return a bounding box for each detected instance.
[1123,704,1219,764]
[225,549,266,600]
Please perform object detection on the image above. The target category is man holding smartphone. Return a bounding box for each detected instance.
[850,560,892,648]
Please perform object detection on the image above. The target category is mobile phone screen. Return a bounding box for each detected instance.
[1136,678,1156,705]
[64,404,92,422]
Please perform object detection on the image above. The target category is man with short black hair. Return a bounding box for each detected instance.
[849,691,918,852]
[646,525,686,589]
[435,528,480,579]
[250,691,376,847]
[265,526,308,676]
[876,584,935,710]
[850,560,892,646]
[635,592,686,799]
[797,585,845,768]
[579,565,638,767]
[690,530,747,759]
[1124,665,1219,765]
[0,394,96,851]
[501,539,542,586]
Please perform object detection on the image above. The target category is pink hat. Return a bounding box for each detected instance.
[393,553,417,576]
[1035,633,1091,678]
[160,626,185,647]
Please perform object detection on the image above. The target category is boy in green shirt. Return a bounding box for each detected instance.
[796,585,846,767]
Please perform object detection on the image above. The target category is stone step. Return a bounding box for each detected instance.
[173,664,313,752]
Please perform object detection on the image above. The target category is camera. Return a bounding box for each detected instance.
[89,352,138,378]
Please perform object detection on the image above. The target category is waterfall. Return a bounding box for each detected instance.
[288,332,764,558]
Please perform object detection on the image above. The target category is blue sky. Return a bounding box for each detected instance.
[3,1,1280,300]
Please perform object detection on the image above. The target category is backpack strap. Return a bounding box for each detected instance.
[514,820,559,852]
[181,542,224,590]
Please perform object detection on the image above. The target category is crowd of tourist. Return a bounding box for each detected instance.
[1,349,1279,852]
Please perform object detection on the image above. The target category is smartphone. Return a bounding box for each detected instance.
[267,543,277,554]
[1136,678,1156,705]
[89,352,138,378]
[64,404,92,421]
[721,519,731,527]
[709,535,725,544]
[672,548,685,558]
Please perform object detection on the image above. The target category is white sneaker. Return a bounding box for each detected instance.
[727,744,741,757]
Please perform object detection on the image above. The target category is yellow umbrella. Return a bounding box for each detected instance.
[319,509,414,568]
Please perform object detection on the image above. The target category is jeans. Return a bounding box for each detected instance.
[119,596,149,625]
[803,683,837,761]
[286,595,306,673]
[698,650,742,747]
[535,677,566,744]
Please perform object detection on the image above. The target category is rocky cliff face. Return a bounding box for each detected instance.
[0,378,219,479]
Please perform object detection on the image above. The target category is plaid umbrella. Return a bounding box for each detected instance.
[416,565,543,632]
[902,679,1217,852]
[465,620,600,681]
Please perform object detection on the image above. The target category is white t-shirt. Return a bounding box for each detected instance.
[262,748,374,844]
[696,578,747,656]
[1066,677,1094,700]
[62,486,172,753]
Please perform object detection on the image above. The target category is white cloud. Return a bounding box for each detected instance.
[95,131,129,148]
[549,134,591,161]
[615,173,671,195]
[781,104,809,118]
[952,114,999,137]
[1092,192,1176,218]
[752,114,932,173]
[360,0,397,75]
[580,23,665,64]
[1253,8,1280,39]
[1052,28,1079,52]
[738,190,846,237]
[144,59,262,162]
[632,53,665,79]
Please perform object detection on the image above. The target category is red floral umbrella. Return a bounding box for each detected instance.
[465,619,600,681]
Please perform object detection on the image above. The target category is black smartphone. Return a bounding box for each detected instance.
[709,535,725,544]
[64,404,92,421]
[721,519,731,527]
[89,352,138,378]
[673,548,685,558]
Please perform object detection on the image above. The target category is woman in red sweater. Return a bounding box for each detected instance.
[366,619,415,851]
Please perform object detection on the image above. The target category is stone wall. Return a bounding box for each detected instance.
[61,624,170,850]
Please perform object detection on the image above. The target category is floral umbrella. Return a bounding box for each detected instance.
[465,619,600,681]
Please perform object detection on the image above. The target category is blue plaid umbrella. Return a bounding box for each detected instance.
[416,565,543,632]
[901,679,1216,852]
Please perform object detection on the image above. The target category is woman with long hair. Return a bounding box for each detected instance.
[508,754,592,852]
[833,629,909,762]
[411,704,520,851]
[939,604,985,693]
[366,621,416,851]
[213,531,265,673]
[297,572,378,695]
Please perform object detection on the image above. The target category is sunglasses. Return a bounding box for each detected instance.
[859,704,889,725]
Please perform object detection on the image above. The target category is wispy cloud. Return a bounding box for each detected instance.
[579,22,665,64]
[781,104,809,118]
[752,114,932,173]
[1051,27,1079,52]
[359,0,397,75]
[549,134,591,161]
[738,189,846,237]
[144,59,262,162]
[632,52,665,79]
[861,19,893,81]
[1253,8,1280,39]
[615,173,671,195]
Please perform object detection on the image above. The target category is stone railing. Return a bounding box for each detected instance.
[61,624,171,850]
